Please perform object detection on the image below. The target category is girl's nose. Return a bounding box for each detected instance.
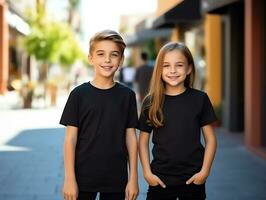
[170,66,177,73]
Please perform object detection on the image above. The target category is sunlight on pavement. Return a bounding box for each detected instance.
[0,144,31,152]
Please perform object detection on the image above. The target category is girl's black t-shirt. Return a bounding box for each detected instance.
[138,88,217,186]
[60,82,138,192]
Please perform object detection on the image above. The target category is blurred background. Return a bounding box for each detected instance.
[0,0,265,199]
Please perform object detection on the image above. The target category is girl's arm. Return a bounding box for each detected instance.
[125,128,139,200]
[186,124,217,184]
[201,124,217,175]
[63,126,79,199]
[139,132,166,187]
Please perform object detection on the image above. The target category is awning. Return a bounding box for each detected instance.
[125,28,171,47]
[152,0,201,29]
[201,0,241,13]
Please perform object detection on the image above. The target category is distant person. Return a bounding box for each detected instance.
[119,65,136,89]
[138,42,217,200]
[135,52,153,102]
[60,30,138,200]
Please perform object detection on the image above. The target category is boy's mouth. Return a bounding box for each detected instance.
[101,66,113,70]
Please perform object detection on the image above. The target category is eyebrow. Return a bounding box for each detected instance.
[95,50,120,54]
[163,61,185,64]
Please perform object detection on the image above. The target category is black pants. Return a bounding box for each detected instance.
[77,191,125,200]
[146,184,206,200]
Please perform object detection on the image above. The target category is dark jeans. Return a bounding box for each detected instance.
[146,184,206,200]
[78,191,125,200]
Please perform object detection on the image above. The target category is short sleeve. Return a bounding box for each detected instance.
[199,93,217,127]
[126,92,138,128]
[137,98,153,133]
[59,90,79,127]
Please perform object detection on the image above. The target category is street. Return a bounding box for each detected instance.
[0,93,265,199]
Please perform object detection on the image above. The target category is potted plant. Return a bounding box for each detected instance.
[20,81,35,108]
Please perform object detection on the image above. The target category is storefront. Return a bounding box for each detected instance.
[202,0,266,155]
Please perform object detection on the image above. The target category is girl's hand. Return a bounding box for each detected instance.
[144,172,166,188]
[125,179,139,200]
[186,170,208,185]
[63,179,78,200]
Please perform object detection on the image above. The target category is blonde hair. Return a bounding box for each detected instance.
[89,30,126,56]
[145,42,196,128]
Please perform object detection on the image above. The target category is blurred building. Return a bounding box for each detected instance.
[123,15,171,66]
[0,0,35,94]
[122,0,266,157]
[201,0,266,156]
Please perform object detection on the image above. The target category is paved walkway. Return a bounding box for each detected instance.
[0,92,266,199]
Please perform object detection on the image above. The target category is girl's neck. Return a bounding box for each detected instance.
[165,85,186,96]
[91,77,115,89]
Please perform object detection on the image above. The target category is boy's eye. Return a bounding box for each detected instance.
[177,64,184,67]
[97,53,104,56]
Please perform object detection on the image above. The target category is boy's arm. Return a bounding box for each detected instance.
[186,124,217,184]
[139,132,166,187]
[63,125,79,199]
[125,128,139,200]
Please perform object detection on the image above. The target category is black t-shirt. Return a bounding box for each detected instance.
[60,82,138,192]
[138,88,217,186]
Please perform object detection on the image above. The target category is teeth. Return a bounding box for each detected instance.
[102,66,112,69]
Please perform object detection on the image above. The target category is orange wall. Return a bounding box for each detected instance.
[156,0,183,16]
[0,0,8,94]
[205,14,221,107]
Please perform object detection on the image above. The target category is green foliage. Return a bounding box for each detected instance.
[58,34,85,67]
[69,0,81,8]
[144,39,157,60]
[23,10,84,68]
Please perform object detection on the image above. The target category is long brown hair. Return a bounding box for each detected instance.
[145,42,196,128]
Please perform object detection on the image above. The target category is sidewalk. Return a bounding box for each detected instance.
[0,92,266,199]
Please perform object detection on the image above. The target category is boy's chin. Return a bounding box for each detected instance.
[97,72,116,78]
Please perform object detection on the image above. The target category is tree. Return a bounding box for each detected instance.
[23,2,84,77]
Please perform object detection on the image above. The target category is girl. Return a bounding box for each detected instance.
[138,42,217,200]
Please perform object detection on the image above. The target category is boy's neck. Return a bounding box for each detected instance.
[91,77,115,89]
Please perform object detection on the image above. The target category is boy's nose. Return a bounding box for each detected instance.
[105,56,111,63]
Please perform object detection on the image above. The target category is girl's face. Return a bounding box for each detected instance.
[89,40,123,79]
[161,50,191,89]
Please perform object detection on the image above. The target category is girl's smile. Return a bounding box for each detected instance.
[162,50,191,90]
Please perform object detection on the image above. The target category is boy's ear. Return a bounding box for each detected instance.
[119,55,124,68]
[88,54,93,65]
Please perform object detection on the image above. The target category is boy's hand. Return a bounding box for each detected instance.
[144,172,166,188]
[186,170,208,185]
[125,179,139,200]
[63,179,78,200]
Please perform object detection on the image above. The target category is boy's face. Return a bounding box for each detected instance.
[89,40,124,79]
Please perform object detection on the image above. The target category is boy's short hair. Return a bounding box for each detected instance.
[89,30,126,56]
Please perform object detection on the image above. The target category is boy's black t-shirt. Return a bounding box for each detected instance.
[138,88,217,186]
[60,82,138,192]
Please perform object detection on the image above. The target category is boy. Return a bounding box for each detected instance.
[60,30,139,200]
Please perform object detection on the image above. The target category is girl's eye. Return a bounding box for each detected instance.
[163,65,169,67]
[111,53,119,57]
[97,53,104,56]
[177,64,184,67]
